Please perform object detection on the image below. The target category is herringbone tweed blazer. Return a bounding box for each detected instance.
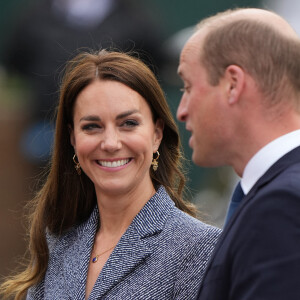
[27,186,220,299]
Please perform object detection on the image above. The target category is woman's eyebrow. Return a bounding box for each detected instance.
[79,115,101,122]
[116,109,139,120]
[79,110,140,122]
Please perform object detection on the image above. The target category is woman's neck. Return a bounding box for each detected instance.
[95,182,156,236]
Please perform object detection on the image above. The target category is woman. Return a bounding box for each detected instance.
[1,50,220,299]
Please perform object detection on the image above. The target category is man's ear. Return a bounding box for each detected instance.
[153,118,164,151]
[225,65,245,105]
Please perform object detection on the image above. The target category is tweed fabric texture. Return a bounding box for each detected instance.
[27,186,221,299]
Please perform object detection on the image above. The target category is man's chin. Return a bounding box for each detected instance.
[192,151,217,167]
[191,151,204,166]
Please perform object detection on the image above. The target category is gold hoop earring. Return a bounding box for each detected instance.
[151,151,160,171]
[73,154,81,175]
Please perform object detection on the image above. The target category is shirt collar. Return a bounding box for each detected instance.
[241,129,300,194]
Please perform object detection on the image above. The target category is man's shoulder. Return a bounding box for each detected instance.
[254,159,300,202]
[228,159,300,243]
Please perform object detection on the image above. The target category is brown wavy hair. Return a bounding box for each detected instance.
[0,50,196,299]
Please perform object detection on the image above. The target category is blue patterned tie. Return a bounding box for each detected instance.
[224,181,245,226]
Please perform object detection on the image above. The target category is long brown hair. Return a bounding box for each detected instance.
[0,50,196,299]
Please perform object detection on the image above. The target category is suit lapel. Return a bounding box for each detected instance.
[200,146,300,282]
[229,145,300,229]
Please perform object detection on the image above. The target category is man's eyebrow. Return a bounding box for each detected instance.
[79,110,140,122]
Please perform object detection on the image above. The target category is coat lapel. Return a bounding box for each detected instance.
[62,207,99,300]
[89,225,153,299]
[88,186,175,299]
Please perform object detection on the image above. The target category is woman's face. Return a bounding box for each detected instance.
[70,80,163,197]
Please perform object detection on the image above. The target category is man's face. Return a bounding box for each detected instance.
[177,31,230,167]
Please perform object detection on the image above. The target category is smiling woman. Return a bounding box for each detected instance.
[0,50,221,300]
[70,80,163,199]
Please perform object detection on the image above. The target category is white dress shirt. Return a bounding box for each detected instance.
[241,129,300,194]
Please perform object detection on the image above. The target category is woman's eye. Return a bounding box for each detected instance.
[122,119,139,127]
[82,123,100,131]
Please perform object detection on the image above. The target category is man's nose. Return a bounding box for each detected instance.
[177,95,188,122]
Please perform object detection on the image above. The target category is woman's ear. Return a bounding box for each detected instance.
[68,124,75,148]
[225,65,245,105]
[153,119,164,151]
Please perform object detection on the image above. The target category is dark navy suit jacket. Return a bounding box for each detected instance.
[197,146,300,300]
[27,186,220,299]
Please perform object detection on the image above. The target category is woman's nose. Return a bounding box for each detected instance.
[100,127,122,152]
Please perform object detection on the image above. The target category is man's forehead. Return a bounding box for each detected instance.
[177,54,188,79]
[178,35,202,75]
[182,30,205,60]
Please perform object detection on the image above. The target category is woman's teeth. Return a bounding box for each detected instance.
[98,159,130,168]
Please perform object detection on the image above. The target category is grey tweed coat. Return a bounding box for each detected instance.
[27,186,221,299]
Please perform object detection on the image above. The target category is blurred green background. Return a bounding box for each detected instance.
[0,0,264,280]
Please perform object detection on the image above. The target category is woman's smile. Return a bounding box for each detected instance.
[96,158,132,168]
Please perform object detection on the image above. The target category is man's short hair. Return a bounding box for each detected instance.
[197,9,300,106]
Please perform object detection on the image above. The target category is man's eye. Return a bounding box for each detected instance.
[180,86,190,93]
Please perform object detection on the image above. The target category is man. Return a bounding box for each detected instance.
[177,8,300,300]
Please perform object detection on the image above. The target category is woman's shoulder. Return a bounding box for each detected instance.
[46,205,98,254]
[45,226,78,255]
[169,207,221,242]
[152,186,221,241]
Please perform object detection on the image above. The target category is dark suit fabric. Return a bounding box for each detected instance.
[197,146,300,300]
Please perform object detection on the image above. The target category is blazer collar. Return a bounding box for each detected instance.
[62,186,175,299]
[197,146,300,296]
[225,145,300,231]
[208,146,300,263]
